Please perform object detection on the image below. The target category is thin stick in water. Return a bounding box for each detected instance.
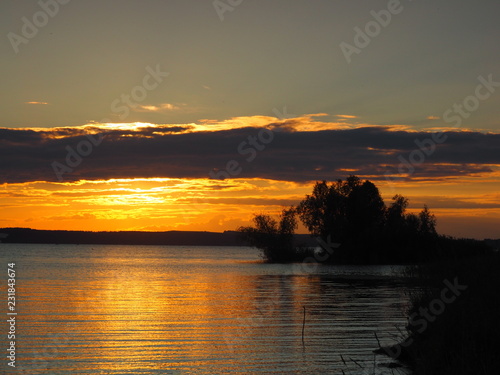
[350,357,363,368]
[301,306,306,345]
[340,354,347,366]
[374,331,382,348]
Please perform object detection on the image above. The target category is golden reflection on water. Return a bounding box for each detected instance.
[76,250,269,373]
[2,244,411,374]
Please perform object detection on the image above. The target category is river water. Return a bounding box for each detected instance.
[0,244,413,374]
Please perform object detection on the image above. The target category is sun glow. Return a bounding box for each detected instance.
[1,172,499,238]
[0,178,309,232]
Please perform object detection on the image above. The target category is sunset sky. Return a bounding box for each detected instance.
[1,0,499,239]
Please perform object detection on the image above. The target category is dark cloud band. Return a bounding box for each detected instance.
[0,124,498,183]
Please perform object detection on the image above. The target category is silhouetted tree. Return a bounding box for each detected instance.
[239,176,447,264]
[238,207,298,262]
[418,205,437,235]
[297,181,344,240]
[345,180,386,261]
[296,176,387,262]
[346,180,386,237]
[382,195,442,262]
[296,176,371,243]
[386,194,409,228]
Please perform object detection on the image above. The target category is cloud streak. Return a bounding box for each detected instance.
[0,117,499,184]
[134,103,184,112]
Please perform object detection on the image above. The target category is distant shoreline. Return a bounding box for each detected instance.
[0,227,318,247]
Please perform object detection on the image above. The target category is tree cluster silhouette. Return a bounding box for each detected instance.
[238,207,299,262]
[238,176,488,264]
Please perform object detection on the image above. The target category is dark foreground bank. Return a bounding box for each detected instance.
[377,253,500,375]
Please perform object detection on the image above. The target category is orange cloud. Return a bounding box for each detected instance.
[134,103,184,112]
[25,101,49,105]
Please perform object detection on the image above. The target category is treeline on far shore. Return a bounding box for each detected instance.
[238,176,498,264]
[0,227,320,247]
